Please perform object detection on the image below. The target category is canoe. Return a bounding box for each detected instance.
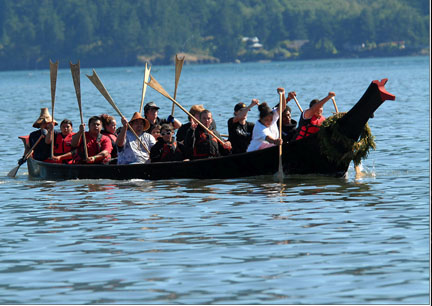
[23,79,395,180]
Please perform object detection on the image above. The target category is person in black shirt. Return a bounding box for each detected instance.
[144,101,182,132]
[278,106,297,143]
[227,99,259,154]
[29,107,57,161]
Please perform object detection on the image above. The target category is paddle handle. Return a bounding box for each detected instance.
[70,61,88,160]
[293,96,304,113]
[332,97,339,113]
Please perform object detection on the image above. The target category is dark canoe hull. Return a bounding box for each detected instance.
[26,142,347,181]
[25,79,395,181]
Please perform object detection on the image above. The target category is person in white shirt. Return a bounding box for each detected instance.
[116,112,156,164]
[247,88,295,152]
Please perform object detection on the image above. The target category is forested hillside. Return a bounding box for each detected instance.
[0,0,429,70]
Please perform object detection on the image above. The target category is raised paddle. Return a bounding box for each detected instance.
[171,54,185,116]
[331,97,339,113]
[276,91,284,180]
[146,75,225,145]
[293,96,304,113]
[70,61,88,160]
[7,130,47,177]
[139,62,151,114]
[49,60,58,159]
[86,69,150,154]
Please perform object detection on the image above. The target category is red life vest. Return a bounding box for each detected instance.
[193,129,219,158]
[296,115,325,140]
[54,132,74,155]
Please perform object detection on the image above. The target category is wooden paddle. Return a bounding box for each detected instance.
[276,92,284,180]
[49,60,58,159]
[146,75,225,145]
[171,54,185,116]
[293,96,304,113]
[331,97,339,113]
[139,62,151,114]
[70,61,88,160]
[7,131,47,177]
[86,69,150,154]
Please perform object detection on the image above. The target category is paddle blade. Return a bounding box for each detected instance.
[49,60,59,106]
[87,70,123,117]
[7,164,20,178]
[174,54,185,98]
[70,61,81,105]
[139,63,151,114]
[146,75,173,101]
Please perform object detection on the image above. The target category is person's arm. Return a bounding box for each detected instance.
[304,92,336,119]
[232,99,260,123]
[45,122,55,144]
[166,115,182,129]
[265,135,283,146]
[87,136,112,163]
[71,124,85,148]
[115,116,128,148]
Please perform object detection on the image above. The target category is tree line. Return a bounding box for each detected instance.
[0,0,429,71]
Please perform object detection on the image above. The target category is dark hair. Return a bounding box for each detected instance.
[149,124,161,133]
[160,123,172,133]
[309,99,319,108]
[258,102,272,119]
[88,116,101,125]
[60,119,73,127]
[283,106,292,115]
[100,113,115,129]
[200,109,212,119]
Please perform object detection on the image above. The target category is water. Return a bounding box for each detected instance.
[0,57,429,304]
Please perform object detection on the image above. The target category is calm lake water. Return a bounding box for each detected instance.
[0,56,429,304]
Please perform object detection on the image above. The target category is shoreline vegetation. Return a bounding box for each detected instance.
[0,0,428,71]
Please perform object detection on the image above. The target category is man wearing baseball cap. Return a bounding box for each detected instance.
[144,101,182,132]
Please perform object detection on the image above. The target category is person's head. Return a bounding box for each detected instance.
[281,106,292,125]
[100,113,116,134]
[200,109,213,129]
[33,107,57,129]
[234,102,248,120]
[160,124,174,142]
[309,99,323,118]
[88,116,102,135]
[129,112,150,135]
[189,104,205,121]
[60,119,73,136]
[144,102,160,122]
[150,124,162,139]
[258,103,273,127]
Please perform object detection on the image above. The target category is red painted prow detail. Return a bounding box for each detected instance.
[19,135,30,147]
[373,78,396,101]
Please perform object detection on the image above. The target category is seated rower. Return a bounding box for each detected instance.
[144,101,182,132]
[45,119,76,164]
[184,109,231,160]
[149,124,162,140]
[176,104,217,143]
[295,92,336,140]
[29,107,57,161]
[100,113,118,159]
[278,106,297,143]
[71,116,113,164]
[150,124,186,163]
[116,112,155,164]
[247,88,295,152]
[227,99,259,154]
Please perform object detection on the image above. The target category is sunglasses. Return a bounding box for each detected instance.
[161,131,172,136]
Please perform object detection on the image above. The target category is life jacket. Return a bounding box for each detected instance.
[193,129,219,159]
[296,115,325,140]
[54,132,74,155]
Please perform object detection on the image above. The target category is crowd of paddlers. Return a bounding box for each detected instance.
[24,88,336,166]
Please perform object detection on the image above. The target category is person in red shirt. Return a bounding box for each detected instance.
[71,116,113,164]
[45,119,76,164]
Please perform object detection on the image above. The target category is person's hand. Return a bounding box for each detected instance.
[277,87,285,95]
[222,141,232,150]
[191,120,198,130]
[328,92,336,98]
[46,122,54,131]
[79,123,85,133]
[86,156,96,163]
[251,99,259,107]
[275,138,283,146]
[167,115,175,124]
[50,155,61,162]
[287,91,296,101]
[121,116,128,127]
